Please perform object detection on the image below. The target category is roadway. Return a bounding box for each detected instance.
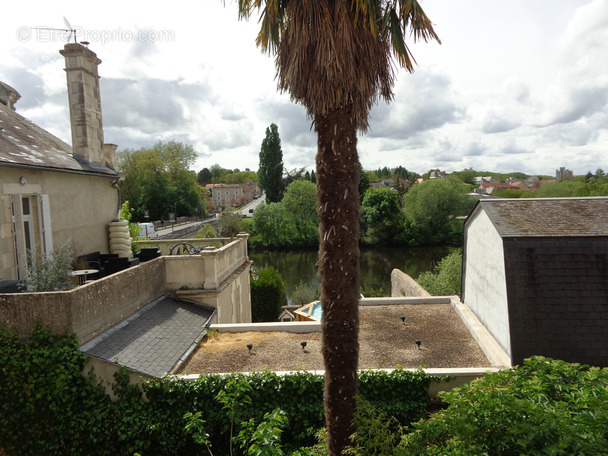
[153,194,265,239]
[237,193,265,217]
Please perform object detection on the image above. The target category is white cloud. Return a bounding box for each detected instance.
[1,0,606,176]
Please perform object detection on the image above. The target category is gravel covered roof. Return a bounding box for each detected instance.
[178,303,492,374]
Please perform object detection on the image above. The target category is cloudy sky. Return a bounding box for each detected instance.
[1,0,607,176]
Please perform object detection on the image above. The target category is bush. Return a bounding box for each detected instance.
[24,243,75,291]
[195,223,218,238]
[416,252,462,296]
[290,280,319,306]
[120,201,141,255]
[0,324,142,455]
[218,211,244,240]
[398,357,608,455]
[0,325,444,455]
[251,267,286,321]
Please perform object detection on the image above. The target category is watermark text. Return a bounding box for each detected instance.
[17,26,175,45]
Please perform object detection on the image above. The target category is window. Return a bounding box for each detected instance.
[10,194,53,280]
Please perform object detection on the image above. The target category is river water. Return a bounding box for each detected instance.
[249,245,459,302]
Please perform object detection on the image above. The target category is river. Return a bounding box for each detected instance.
[249,245,459,303]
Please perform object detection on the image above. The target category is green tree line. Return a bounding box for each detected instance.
[117,141,203,222]
[246,176,474,249]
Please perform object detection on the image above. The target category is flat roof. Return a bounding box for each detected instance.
[179,302,493,374]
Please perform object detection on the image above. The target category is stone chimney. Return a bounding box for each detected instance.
[59,43,105,165]
[0,81,21,111]
[103,143,118,171]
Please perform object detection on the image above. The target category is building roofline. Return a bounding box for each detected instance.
[0,160,118,178]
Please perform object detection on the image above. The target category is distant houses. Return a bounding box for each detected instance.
[206,181,260,212]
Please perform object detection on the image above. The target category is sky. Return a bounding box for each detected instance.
[1,0,607,177]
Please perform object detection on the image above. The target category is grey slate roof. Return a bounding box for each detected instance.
[0,101,117,177]
[471,197,608,237]
[80,295,216,378]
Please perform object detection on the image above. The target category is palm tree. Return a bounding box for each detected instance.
[237,1,439,453]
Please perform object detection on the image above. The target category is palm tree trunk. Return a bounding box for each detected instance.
[315,104,360,455]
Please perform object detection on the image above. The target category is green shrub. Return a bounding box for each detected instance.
[251,267,286,321]
[398,357,608,455]
[346,398,404,456]
[0,324,136,455]
[290,280,320,306]
[196,223,218,238]
[120,201,141,254]
[218,211,244,240]
[417,252,462,296]
[24,243,75,291]
[0,325,443,455]
[359,284,386,297]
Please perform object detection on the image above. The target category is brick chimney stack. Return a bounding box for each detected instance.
[59,43,105,165]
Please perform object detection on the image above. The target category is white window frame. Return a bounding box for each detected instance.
[9,193,53,280]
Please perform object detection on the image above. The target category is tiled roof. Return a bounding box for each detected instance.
[0,102,117,177]
[473,197,608,237]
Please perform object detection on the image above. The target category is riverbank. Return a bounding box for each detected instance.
[249,245,460,303]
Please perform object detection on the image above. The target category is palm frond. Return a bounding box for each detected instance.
[400,0,441,44]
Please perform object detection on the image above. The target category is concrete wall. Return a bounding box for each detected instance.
[391,269,431,297]
[1,235,253,343]
[160,235,252,324]
[176,260,252,324]
[1,167,118,280]
[462,208,512,358]
[0,258,165,343]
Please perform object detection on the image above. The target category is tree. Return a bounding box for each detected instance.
[400,357,608,455]
[251,203,293,247]
[250,267,286,322]
[258,123,284,203]
[281,180,319,246]
[197,168,212,186]
[283,167,306,189]
[237,2,439,454]
[358,163,371,202]
[403,178,471,244]
[360,187,403,245]
[117,141,202,221]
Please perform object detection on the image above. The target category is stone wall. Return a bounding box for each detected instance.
[1,237,252,342]
[390,269,431,297]
[0,259,166,344]
[1,167,118,281]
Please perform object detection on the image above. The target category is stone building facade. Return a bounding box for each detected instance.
[0,43,119,284]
